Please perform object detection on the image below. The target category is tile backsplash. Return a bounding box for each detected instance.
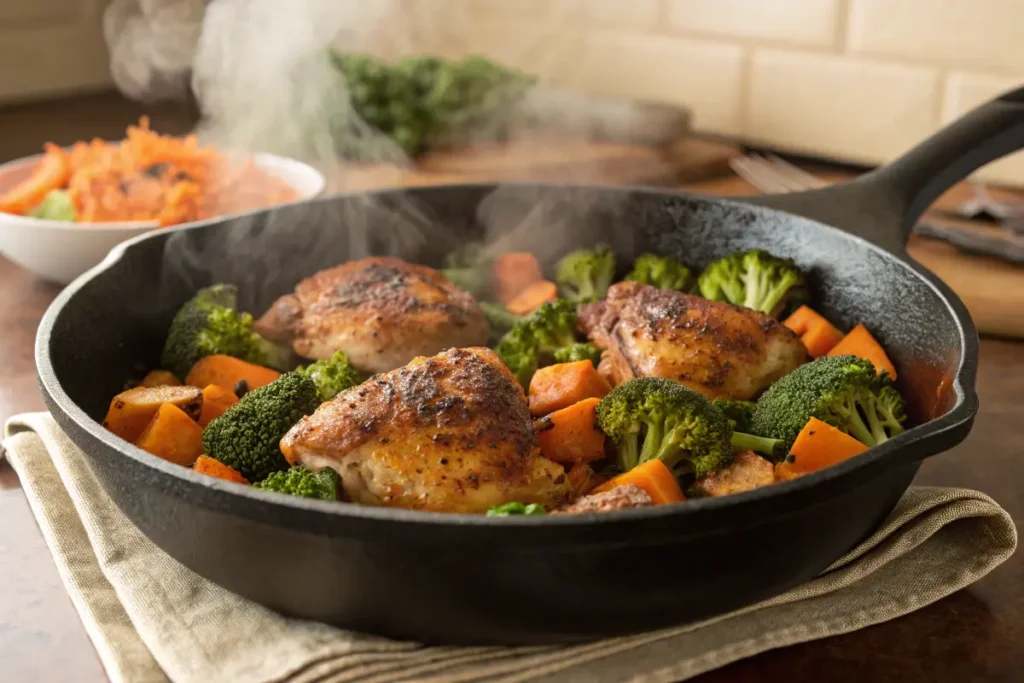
[411,0,1024,187]
[3,0,1022,186]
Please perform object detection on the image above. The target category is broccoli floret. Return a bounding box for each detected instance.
[486,501,546,516]
[697,249,809,318]
[160,284,292,380]
[479,301,522,344]
[554,244,616,302]
[624,253,693,291]
[712,398,756,433]
[296,350,364,401]
[751,355,908,451]
[494,299,582,387]
[596,378,734,479]
[553,342,601,366]
[203,372,321,482]
[441,243,492,298]
[254,465,340,500]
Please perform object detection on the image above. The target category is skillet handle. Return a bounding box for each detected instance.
[742,84,1024,253]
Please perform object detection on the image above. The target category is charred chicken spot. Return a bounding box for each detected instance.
[379,437,389,444]
[431,433,452,446]
[467,474,479,489]
[439,457,449,465]
[359,420,377,434]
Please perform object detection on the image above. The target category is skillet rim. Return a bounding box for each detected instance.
[34,182,980,530]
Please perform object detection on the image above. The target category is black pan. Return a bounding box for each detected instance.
[35,86,1024,645]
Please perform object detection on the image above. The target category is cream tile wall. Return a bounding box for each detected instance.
[428,0,1024,187]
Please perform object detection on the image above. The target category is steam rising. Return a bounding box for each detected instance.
[110,0,658,315]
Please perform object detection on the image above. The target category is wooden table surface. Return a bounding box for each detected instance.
[1,179,1023,682]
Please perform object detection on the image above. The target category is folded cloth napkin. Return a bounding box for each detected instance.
[2,412,1017,683]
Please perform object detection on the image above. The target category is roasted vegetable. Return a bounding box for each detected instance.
[103,384,203,443]
[554,244,616,303]
[552,342,601,366]
[254,465,340,500]
[506,280,558,315]
[711,398,756,433]
[596,378,782,478]
[296,350,364,401]
[197,384,240,428]
[528,359,610,417]
[751,355,907,451]
[783,305,845,358]
[134,403,205,467]
[202,372,321,482]
[774,417,869,480]
[185,354,281,392]
[590,459,685,504]
[137,370,181,388]
[826,323,898,380]
[697,249,808,318]
[479,301,522,344]
[494,252,544,306]
[624,253,693,291]
[486,501,546,516]
[193,455,249,484]
[535,397,606,463]
[495,299,583,387]
[160,284,291,381]
[595,378,733,479]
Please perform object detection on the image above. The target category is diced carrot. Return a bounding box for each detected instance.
[193,455,249,484]
[827,323,898,379]
[783,305,845,358]
[590,459,685,505]
[535,397,606,464]
[566,461,603,498]
[197,384,240,427]
[505,280,557,316]
[103,385,203,443]
[774,417,869,481]
[185,354,280,392]
[133,403,205,467]
[137,370,182,388]
[528,360,611,417]
[494,252,544,305]
[0,144,71,215]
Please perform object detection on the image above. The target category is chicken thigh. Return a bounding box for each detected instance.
[255,257,489,375]
[280,347,572,513]
[577,281,808,400]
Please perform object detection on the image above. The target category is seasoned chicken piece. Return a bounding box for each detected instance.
[578,281,808,400]
[255,256,489,375]
[552,484,654,514]
[280,347,572,513]
[690,450,775,498]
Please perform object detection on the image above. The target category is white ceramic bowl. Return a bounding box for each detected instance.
[0,151,326,285]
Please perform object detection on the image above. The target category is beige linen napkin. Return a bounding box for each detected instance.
[2,412,1017,683]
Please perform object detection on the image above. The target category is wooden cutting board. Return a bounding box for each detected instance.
[684,172,1024,340]
[325,135,742,193]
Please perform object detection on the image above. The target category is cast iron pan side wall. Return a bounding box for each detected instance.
[40,186,966,643]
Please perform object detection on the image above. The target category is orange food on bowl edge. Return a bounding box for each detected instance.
[0,117,300,226]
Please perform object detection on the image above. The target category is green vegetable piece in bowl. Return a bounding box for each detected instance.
[486,502,546,516]
[28,189,75,221]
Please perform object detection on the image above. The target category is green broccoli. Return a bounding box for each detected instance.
[595,378,733,478]
[203,372,321,482]
[554,244,616,302]
[296,350,364,401]
[441,243,492,298]
[254,465,340,500]
[479,301,522,344]
[494,299,582,387]
[712,398,756,433]
[486,501,546,516]
[553,342,602,366]
[160,284,292,380]
[751,355,908,452]
[624,253,693,291]
[697,249,808,318]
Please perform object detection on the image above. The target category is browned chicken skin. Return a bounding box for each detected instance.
[280,347,572,513]
[578,281,808,400]
[255,257,489,375]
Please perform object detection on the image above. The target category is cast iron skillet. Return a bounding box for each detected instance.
[36,86,1024,645]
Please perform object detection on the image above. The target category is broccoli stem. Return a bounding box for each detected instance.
[843,397,878,447]
[640,419,664,464]
[862,395,892,445]
[616,433,641,472]
[730,432,784,459]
